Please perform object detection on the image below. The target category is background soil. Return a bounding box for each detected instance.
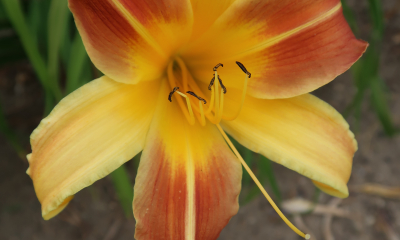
[1,0,400,239]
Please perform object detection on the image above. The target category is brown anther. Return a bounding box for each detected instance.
[213,63,223,71]
[186,91,207,104]
[208,76,215,90]
[168,87,179,102]
[208,74,227,94]
[236,61,251,78]
[218,77,227,94]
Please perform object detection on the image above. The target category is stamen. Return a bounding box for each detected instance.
[214,71,220,122]
[208,76,215,90]
[175,57,189,92]
[186,91,207,127]
[167,61,195,125]
[198,100,206,126]
[215,88,224,123]
[186,91,206,104]
[213,63,223,71]
[236,61,251,78]
[168,87,179,102]
[222,62,249,121]
[176,90,195,125]
[205,86,215,115]
[216,124,310,240]
[208,74,226,94]
[218,76,227,94]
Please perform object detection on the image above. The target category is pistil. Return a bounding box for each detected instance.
[216,124,311,240]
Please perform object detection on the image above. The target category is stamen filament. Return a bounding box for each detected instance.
[216,124,310,240]
[215,88,224,123]
[176,60,216,123]
[214,71,220,121]
[167,61,195,125]
[199,100,206,126]
[175,57,189,93]
[176,91,195,125]
[222,74,248,121]
[205,87,215,115]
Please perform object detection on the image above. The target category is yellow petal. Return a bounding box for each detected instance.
[133,81,242,239]
[27,76,160,219]
[189,0,236,39]
[221,91,356,198]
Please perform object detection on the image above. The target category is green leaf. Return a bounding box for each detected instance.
[110,165,134,218]
[0,1,7,21]
[47,0,69,101]
[341,0,358,35]
[1,0,55,112]
[242,185,261,205]
[367,0,384,40]
[259,155,282,203]
[27,0,41,46]
[242,148,253,187]
[0,103,25,159]
[28,0,51,53]
[370,77,398,136]
[66,33,91,94]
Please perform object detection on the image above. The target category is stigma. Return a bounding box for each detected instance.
[167,59,250,127]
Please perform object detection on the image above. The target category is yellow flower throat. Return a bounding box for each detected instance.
[167,57,249,126]
[167,58,310,239]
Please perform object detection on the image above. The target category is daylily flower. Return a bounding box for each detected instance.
[27,0,367,239]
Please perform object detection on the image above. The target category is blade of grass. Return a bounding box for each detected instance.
[0,104,26,159]
[1,0,55,114]
[110,165,134,218]
[341,0,358,35]
[259,155,282,203]
[66,33,91,94]
[0,2,6,20]
[368,0,384,40]
[27,0,41,46]
[370,77,398,135]
[242,185,261,205]
[242,148,253,187]
[60,7,72,66]
[47,0,69,101]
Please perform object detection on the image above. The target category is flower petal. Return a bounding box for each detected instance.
[69,0,192,84]
[133,81,242,240]
[182,0,367,99]
[189,0,236,39]
[221,91,356,198]
[27,76,159,219]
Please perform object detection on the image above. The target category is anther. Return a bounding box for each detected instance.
[213,63,223,71]
[218,77,227,94]
[208,76,215,90]
[186,91,207,104]
[236,61,251,78]
[168,87,179,102]
[208,74,226,94]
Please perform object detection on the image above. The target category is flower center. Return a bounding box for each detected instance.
[167,57,250,126]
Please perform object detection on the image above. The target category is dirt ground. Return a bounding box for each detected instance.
[1,1,400,240]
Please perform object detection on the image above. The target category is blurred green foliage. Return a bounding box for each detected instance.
[342,0,397,136]
[0,0,397,216]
